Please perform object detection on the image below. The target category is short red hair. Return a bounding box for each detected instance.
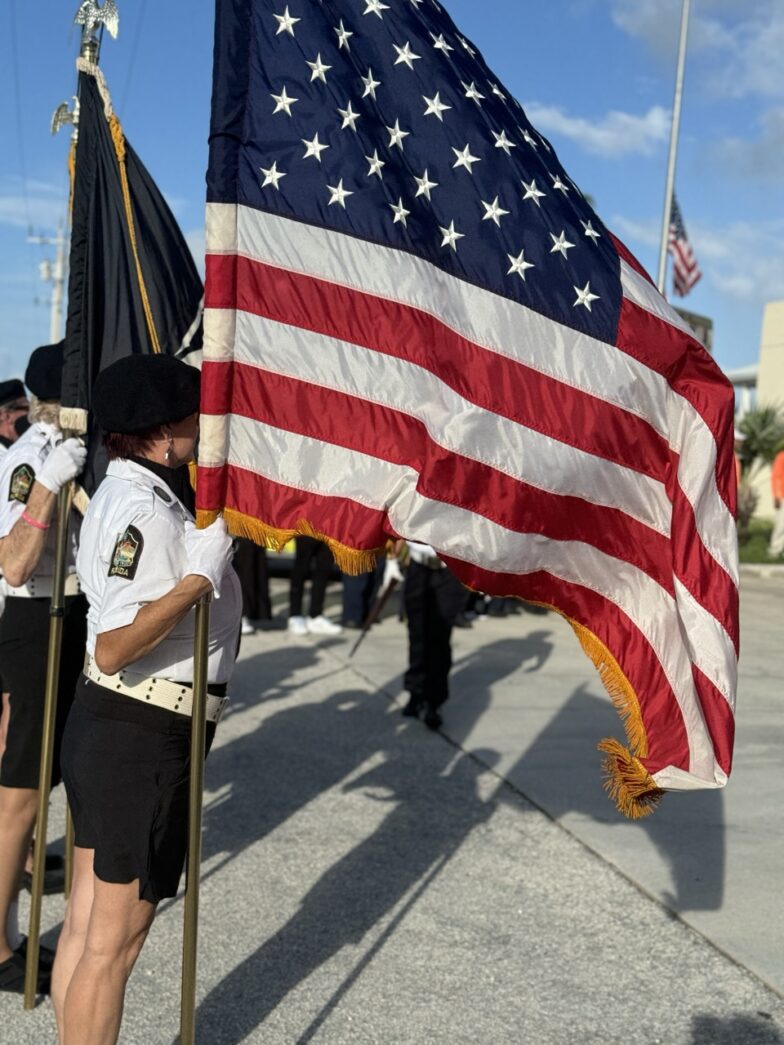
[103,429,156,461]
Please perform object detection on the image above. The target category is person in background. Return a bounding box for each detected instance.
[0,379,30,758]
[401,541,468,730]
[0,343,87,994]
[287,536,342,636]
[341,558,385,629]
[768,447,784,559]
[234,537,271,634]
[51,353,241,1044]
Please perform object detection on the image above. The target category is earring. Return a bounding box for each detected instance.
[164,439,174,464]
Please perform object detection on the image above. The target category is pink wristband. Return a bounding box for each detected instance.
[21,511,50,532]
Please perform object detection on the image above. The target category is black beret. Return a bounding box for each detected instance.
[0,379,26,408]
[92,354,201,434]
[25,342,64,400]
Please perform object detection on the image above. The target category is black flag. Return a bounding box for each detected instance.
[62,69,203,492]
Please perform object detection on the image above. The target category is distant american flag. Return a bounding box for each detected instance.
[669,194,702,297]
[198,0,739,817]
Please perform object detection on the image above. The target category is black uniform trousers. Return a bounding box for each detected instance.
[403,562,467,710]
[289,536,334,618]
[234,538,272,620]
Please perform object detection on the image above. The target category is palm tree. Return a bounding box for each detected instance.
[736,404,784,542]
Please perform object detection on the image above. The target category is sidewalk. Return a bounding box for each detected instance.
[2,575,782,1044]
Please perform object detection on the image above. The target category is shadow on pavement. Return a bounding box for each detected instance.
[498,683,726,912]
[691,1013,783,1044]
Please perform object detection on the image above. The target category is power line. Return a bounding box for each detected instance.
[8,0,32,231]
[118,0,149,118]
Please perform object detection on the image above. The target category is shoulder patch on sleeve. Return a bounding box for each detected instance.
[109,525,144,580]
[9,463,35,505]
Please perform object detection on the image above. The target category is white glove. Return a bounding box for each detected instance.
[383,557,404,588]
[37,438,87,493]
[182,518,233,595]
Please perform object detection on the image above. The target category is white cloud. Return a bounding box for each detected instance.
[0,178,68,231]
[184,228,205,277]
[523,102,670,157]
[712,106,784,180]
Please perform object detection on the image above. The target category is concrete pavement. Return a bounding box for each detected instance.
[2,573,782,1043]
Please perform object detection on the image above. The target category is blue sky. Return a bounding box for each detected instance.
[1,0,782,379]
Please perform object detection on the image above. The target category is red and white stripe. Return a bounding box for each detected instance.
[669,227,702,297]
[198,202,739,794]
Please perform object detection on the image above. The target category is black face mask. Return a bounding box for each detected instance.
[129,456,196,516]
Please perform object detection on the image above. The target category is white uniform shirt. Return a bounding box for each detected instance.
[406,541,443,566]
[0,421,80,596]
[77,458,242,684]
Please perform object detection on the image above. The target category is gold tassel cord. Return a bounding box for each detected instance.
[197,506,384,577]
[598,739,664,820]
[108,114,161,354]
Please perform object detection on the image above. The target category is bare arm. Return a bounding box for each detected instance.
[94,574,212,676]
[0,482,57,587]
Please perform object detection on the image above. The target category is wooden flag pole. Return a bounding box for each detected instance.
[23,484,72,1008]
[179,594,211,1044]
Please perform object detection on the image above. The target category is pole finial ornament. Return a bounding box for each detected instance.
[74,0,119,61]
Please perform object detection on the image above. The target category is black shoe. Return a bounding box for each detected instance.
[424,708,443,731]
[402,695,423,718]
[341,619,363,629]
[453,613,473,629]
[15,937,56,971]
[0,947,50,995]
[22,853,66,896]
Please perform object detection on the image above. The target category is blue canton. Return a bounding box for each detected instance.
[208,0,622,343]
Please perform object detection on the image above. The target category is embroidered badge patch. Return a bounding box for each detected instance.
[9,464,35,504]
[153,485,172,504]
[109,526,144,580]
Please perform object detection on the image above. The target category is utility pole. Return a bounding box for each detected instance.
[27,222,68,342]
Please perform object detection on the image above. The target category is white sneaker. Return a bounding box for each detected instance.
[307,615,342,636]
[288,615,309,636]
[240,616,256,636]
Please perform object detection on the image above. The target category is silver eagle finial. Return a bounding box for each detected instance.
[74,0,120,42]
[51,96,80,136]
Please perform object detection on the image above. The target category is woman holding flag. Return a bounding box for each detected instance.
[51,354,241,1044]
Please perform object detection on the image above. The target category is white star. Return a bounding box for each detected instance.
[481,196,510,226]
[452,143,481,174]
[390,198,411,226]
[307,53,332,84]
[507,249,535,280]
[492,129,516,155]
[423,92,451,121]
[260,161,286,190]
[334,19,353,50]
[271,86,298,116]
[521,179,546,206]
[439,220,464,252]
[301,133,329,162]
[551,174,570,195]
[490,82,506,101]
[461,80,485,105]
[363,0,389,17]
[538,134,551,152]
[327,179,353,208]
[393,41,421,69]
[273,6,300,36]
[386,119,410,150]
[521,128,538,149]
[365,149,385,178]
[458,35,476,57]
[574,281,600,311]
[361,68,381,100]
[430,32,454,53]
[337,101,360,131]
[413,169,438,200]
[409,0,423,5]
[550,231,576,258]
[581,220,601,243]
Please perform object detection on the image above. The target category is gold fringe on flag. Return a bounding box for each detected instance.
[196,506,383,576]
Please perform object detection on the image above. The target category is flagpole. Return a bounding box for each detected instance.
[23,485,73,1008]
[656,0,691,295]
[179,594,211,1045]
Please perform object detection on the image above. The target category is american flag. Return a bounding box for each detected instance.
[669,193,702,297]
[198,0,739,817]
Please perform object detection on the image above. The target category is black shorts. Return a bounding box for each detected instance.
[62,676,216,904]
[0,595,87,789]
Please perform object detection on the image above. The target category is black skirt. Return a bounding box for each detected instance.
[61,675,216,903]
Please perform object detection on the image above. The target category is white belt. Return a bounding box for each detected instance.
[84,656,228,724]
[4,574,81,599]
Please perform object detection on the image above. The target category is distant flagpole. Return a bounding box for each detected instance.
[656,0,691,295]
